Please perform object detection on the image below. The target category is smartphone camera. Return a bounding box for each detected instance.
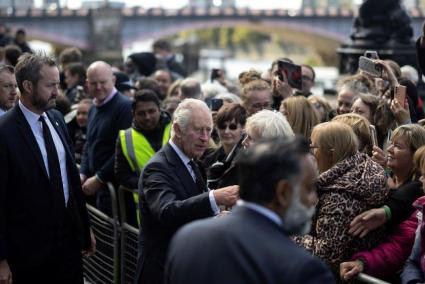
[210,98,224,112]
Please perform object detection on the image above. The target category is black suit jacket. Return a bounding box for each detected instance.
[165,205,335,284]
[135,143,214,284]
[0,105,91,268]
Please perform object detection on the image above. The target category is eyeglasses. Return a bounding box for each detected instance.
[217,123,238,130]
[309,144,335,154]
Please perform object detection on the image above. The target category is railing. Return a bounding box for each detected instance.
[355,273,390,284]
[83,183,120,284]
[118,186,140,284]
[82,184,392,284]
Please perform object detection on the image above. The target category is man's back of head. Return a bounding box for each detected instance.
[179,78,202,100]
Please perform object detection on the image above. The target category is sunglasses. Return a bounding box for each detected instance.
[217,123,238,130]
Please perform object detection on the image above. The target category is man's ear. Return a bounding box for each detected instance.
[275,180,293,213]
[173,123,182,139]
[22,80,33,94]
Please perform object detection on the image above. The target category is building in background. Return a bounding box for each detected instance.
[81,0,125,9]
[42,0,59,8]
[1,0,34,9]
[189,0,236,9]
[302,0,354,9]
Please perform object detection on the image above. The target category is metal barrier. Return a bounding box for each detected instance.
[83,183,120,284]
[118,186,140,284]
[355,273,390,284]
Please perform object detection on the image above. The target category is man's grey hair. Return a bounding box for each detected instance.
[180,78,202,99]
[246,109,294,140]
[171,98,211,137]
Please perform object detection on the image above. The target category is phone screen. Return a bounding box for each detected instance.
[277,60,302,90]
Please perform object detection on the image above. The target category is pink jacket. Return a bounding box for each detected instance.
[351,207,419,282]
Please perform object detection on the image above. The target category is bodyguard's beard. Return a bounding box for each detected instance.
[282,187,316,235]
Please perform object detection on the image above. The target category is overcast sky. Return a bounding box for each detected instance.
[34,0,303,10]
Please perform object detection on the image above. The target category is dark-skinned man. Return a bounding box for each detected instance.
[114,89,171,226]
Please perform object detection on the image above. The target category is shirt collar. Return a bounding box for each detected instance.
[19,100,45,126]
[93,87,118,107]
[169,139,191,167]
[0,108,5,116]
[237,200,283,226]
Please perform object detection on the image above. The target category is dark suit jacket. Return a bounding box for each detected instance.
[0,105,91,269]
[165,205,335,284]
[135,143,215,284]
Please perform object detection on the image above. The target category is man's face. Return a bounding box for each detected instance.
[0,71,17,111]
[245,89,272,116]
[299,154,319,209]
[133,101,161,131]
[278,154,318,235]
[87,65,115,102]
[154,70,172,99]
[337,87,357,115]
[175,108,212,159]
[30,65,60,112]
[301,66,314,93]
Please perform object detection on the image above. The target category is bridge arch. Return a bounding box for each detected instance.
[122,18,346,48]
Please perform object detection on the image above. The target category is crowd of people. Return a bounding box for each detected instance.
[4,21,425,284]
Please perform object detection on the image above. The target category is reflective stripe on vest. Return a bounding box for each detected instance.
[119,123,172,176]
[119,123,172,224]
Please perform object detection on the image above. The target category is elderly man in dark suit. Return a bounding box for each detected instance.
[165,138,335,284]
[0,53,94,284]
[134,98,239,284]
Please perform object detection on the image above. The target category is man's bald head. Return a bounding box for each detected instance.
[86,61,116,102]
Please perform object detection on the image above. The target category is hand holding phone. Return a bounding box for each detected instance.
[394,85,407,108]
[359,56,383,77]
[277,60,302,90]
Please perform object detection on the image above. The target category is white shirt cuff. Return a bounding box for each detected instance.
[209,190,220,215]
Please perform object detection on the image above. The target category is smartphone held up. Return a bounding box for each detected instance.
[277,60,302,90]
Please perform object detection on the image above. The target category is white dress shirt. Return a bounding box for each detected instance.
[19,101,70,205]
[169,139,220,215]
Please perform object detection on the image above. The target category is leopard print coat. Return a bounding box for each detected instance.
[294,152,389,272]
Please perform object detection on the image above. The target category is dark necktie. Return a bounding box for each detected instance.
[189,160,206,192]
[39,116,65,205]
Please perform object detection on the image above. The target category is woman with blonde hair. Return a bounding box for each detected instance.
[295,121,388,273]
[332,113,373,156]
[280,96,320,139]
[308,95,333,122]
[240,79,272,116]
[350,124,425,238]
[340,145,425,283]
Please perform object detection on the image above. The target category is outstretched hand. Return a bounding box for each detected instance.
[349,208,387,238]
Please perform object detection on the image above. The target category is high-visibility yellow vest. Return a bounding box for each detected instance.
[119,123,171,224]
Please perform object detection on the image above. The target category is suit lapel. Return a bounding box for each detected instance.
[15,106,49,179]
[163,143,200,196]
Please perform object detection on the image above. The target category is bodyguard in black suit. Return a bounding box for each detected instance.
[0,54,94,284]
[134,99,239,284]
[165,138,335,284]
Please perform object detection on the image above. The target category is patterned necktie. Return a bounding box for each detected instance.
[189,160,206,192]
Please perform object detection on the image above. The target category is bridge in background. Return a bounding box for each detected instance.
[1,6,425,51]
